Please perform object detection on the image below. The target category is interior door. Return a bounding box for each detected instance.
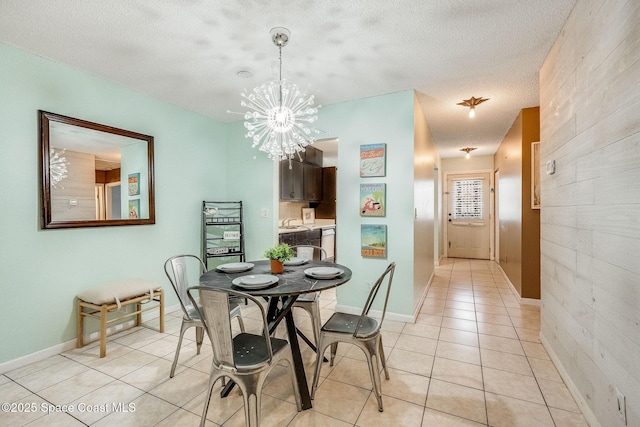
[447,173,491,259]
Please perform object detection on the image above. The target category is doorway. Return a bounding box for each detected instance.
[445,172,491,259]
[105,182,122,219]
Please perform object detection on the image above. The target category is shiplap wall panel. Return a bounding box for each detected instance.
[50,150,96,221]
[576,205,640,239]
[540,0,640,426]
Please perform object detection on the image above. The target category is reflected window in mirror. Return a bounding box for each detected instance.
[40,111,155,229]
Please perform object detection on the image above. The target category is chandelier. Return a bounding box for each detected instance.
[49,148,69,188]
[239,27,321,161]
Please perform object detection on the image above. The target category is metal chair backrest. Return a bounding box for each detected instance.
[354,262,396,338]
[164,255,206,319]
[290,245,328,262]
[188,286,274,370]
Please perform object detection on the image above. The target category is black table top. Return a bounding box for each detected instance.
[199,260,352,297]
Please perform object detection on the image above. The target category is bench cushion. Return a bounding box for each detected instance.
[78,279,162,306]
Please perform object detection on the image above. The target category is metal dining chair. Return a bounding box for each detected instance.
[188,286,302,427]
[311,262,396,412]
[164,255,244,378]
[290,245,328,346]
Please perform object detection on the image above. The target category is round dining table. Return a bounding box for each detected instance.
[199,259,352,410]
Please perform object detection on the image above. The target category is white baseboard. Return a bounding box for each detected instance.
[0,339,78,375]
[521,297,541,306]
[496,264,540,305]
[0,303,180,375]
[413,270,434,320]
[334,269,435,325]
[333,303,415,324]
[539,333,601,427]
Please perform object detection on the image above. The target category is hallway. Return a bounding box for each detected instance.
[0,259,588,426]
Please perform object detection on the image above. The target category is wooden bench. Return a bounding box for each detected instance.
[77,279,164,357]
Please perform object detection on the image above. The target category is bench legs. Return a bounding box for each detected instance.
[100,304,108,357]
[77,289,164,358]
[77,300,84,348]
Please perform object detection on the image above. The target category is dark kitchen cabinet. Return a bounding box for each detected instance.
[304,145,323,166]
[280,159,304,201]
[279,146,324,201]
[303,163,323,201]
[315,167,337,219]
[279,228,321,247]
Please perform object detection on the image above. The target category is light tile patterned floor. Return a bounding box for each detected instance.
[0,259,589,426]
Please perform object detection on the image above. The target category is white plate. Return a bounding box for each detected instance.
[283,257,309,266]
[232,274,279,289]
[217,262,254,273]
[304,267,344,279]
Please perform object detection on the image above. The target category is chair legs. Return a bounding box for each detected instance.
[294,299,321,346]
[362,338,384,412]
[199,372,224,427]
[199,357,301,427]
[329,342,338,366]
[170,318,201,378]
[236,377,264,427]
[378,337,389,380]
[195,325,204,353]
[311,335,388,412]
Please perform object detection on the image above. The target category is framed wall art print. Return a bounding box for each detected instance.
[361,224,387,258]
[360,183,386,217]
[360,143,386,177]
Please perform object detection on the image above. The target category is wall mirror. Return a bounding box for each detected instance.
[39,111,155,229]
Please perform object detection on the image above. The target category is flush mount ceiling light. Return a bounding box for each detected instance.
[460,147,477,159]
[457,96,489,118]
[234,27,321,162]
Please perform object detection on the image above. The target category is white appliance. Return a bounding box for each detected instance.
[321,226,336,261]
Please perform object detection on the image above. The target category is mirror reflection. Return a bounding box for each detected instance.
[40,111,155,228]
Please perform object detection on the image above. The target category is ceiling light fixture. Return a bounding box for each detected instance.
[236,70,253,78]
[457,96,489,118]
[460,147,477,159]
[234,27,321,162]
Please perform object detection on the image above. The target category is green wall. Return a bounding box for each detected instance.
[0,42,428,365]
[315,91,418,317]
[0,43,238,363]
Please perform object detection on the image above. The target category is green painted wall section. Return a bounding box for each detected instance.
[224,120,278,260]
[0,43,424,364]
[315,91,417,316]
[0,44,232,363]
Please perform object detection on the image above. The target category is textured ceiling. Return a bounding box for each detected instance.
[0,0,575,158]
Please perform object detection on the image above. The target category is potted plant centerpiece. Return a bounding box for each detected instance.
[264,243,294,274]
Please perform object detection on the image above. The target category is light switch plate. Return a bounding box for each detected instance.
[260,208,268,218]
[546,160,556,175]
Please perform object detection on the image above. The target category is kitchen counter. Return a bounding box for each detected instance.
[278,219,335,234]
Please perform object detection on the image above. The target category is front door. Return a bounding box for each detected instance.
[446,173,491,259]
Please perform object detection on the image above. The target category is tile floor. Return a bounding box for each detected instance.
[0,258,589,426]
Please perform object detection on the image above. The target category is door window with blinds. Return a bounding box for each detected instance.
[450,178,484,220]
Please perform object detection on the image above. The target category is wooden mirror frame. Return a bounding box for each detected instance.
[39,111,155,229]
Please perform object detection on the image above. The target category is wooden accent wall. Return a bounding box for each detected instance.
[50,150,96,221]
[539,1,640,425]
[493,107,540,299]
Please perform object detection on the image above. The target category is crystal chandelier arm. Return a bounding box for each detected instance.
[241,91,273,114]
